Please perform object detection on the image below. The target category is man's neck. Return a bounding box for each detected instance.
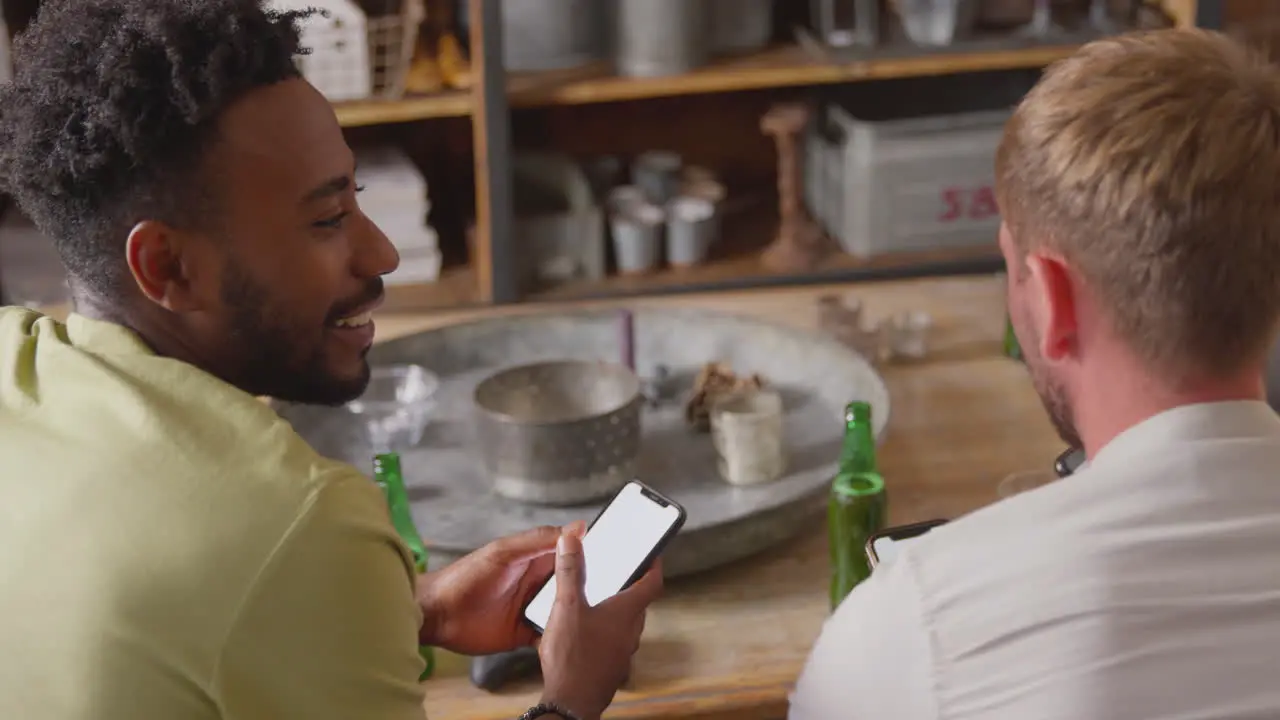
[1073,352,1266,460]
[73,290,209,371]
[71,289,125,328]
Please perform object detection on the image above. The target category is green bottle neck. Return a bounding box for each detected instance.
[837,427,877,474]
[373,452,428,571]
[837,403,877,475]
[374,453,407,494]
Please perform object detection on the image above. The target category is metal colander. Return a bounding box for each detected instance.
[472,360,642,506]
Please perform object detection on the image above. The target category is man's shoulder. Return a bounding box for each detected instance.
[893,448,1264,644]
[133,422,376,579]
[91,461,382,648]
[0,304,376,575]
[912,424,1280,577]
[0,305,60,366]
[0,304,42,328]
[202,464,393,596]
[904,470,1102,583]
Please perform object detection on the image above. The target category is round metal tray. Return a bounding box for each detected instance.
[275,307,889,578]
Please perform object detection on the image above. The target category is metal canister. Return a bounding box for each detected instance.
[709,0,773,54]
[615,0,709,78]
[472,360,643,506]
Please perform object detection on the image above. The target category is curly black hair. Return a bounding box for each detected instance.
[0,0,315,299]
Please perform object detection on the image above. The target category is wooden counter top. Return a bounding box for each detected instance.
[370,274,1065,720]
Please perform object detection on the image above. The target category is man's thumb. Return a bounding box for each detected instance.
[554,531,587,606]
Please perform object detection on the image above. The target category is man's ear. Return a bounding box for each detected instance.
[1025,252,1079,364]
[124,220,210,312]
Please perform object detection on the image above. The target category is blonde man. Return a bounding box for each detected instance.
[790,29,1280,719]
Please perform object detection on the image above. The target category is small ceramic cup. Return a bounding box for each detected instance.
[610,203,665,274]
[666,196,718,267]
[886,310,932,360]
[816,293,863,341]
[710,388,787,486]
[632,151,683,205]
[607,185,648,215]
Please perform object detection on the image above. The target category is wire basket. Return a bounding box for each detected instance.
[367,0,425,99]
[275,0,423,101]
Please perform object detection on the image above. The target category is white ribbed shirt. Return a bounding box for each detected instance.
[790,401,1280,720]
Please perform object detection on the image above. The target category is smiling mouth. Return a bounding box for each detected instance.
[330,311,374,329]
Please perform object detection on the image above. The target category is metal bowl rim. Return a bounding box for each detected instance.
[472,359,643,427]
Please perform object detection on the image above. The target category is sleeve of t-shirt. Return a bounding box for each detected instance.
[213,470,427,720]
[788,553,938,720]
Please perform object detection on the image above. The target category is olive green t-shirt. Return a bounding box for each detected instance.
[0,307,427,719]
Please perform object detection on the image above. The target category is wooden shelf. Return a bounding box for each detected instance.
[506,42,1076,109]
[529,243,1002,303]
[332,42,1080,127]
[334,90,472,128]
[526,202,1003,302]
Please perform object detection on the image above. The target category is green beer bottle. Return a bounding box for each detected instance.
[1003,315,1022,361]
[827,401,888,610]
[373,452,436,681]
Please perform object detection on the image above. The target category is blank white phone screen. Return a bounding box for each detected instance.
[524,482,681,630]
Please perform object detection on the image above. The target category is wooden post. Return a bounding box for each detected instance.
[1162,0,1200,27]
[760,103,827,273]
[468,0,517,304]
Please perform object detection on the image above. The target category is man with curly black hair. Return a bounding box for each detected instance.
[0,2,657,719]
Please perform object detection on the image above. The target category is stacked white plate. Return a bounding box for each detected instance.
[355,145,442,285]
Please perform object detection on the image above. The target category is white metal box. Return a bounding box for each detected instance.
[807,105,1010,258]
[804,71,1037,259]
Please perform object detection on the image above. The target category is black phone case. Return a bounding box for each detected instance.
[1054,447,1086,478]
[523,479,687,634]
[864,517,948,568]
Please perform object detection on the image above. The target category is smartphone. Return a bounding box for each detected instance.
[522,480,686,634]
[1054,447,1086,478]
[865,518,948,569]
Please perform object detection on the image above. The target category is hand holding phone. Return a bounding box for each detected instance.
[536,529,663,720]
[523,482,685,632]
[526,481,685,720]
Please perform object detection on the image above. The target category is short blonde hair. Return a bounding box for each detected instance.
[996,29,1280,381]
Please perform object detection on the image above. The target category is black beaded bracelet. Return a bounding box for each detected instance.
[518,702,581,720]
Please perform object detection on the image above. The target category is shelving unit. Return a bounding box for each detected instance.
[0,0,1223,309]
[449,0,1214,309]
[336,22,1118,310]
